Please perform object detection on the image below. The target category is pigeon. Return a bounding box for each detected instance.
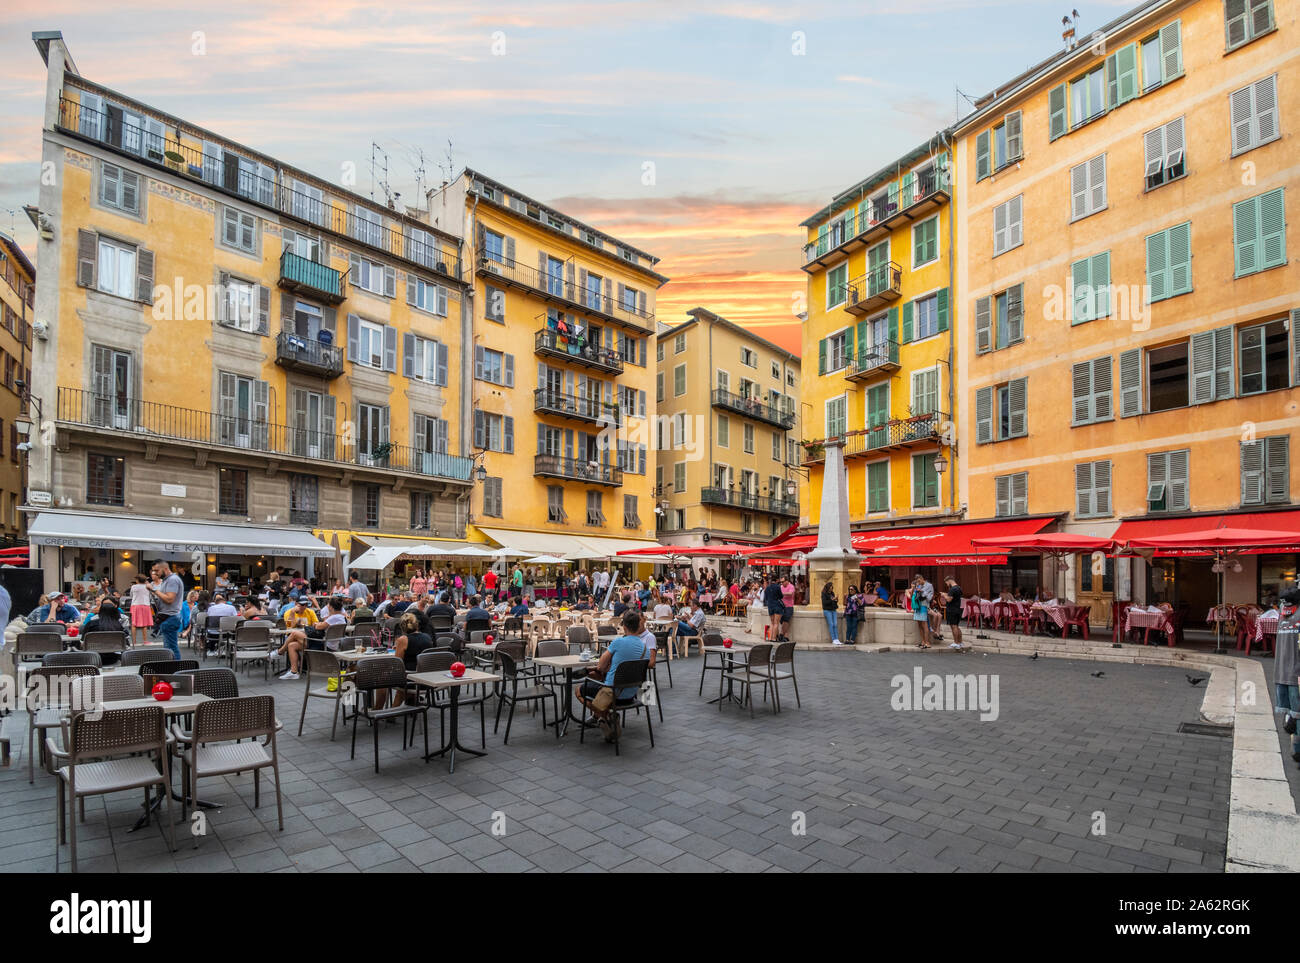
[1091,671,1105,678]
[1111,643,1122,649]
[1028,652,1039,660]
[1186,675,1204,686]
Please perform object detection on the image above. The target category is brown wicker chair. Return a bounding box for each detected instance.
[171,695,283,844]
[25,665,100,784]
[48,705,175,871]
[349,656,429,773]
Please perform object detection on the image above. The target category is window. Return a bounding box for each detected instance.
[351,256,394,297]
[407,276,448,316]
[95,236,137,299]
[1140,34,1163,93]
[283,228,320,262]
[485,284,505,323]
[867,461,888,513]
[1190,327,1237,404]
[1075,461,1112,518]
[100,162,140,214]
[674,462,686,492]
[408,336,448,386]
[827,263,848,308]
[1239,319,1289,395]
[771,431,782,460]
[1142,21,1182,92]
[911,367,940,417]
[218,372,269,449]
[354,317,387,369]
[1069,154,1107,221]
[291,387,334,460]
[976,111,1022,178]
[743,423,754,454]
[473,346,514,387]
[673,364,686,396]
[825,396,847,438]
[410,491,432,529]
[412,414,448,461]
[655,372,664,403]
[584,491,604,527]
[222,207,257,254]
[1070,252,1111,323]
[404,227,440,270]
[220,276,259,332]
[1230,76,1279,156]
[352,206,383,248]
[483,477,503,517]
[656,340,665,362]
[1147,342,1189,412]
[994,473,1028,517]
[1104,43,1140,109]
[1071,357,1114,425]
[1225,0,1275,50]
[546,486,566,523]
[992,195,1023,256]
[1242,436,1289,505]
[1233,188,1287,277]
[353,484,381,528]
[620,284,638,313]
[910,292,941,341]
[1147,450,1189,512]
[913,216,939,267]
[1069,65,1106,129]
[771,361,781,379]
[975,378,1027,443]
[786,370,796,387]
[87,453,124,505]
[624,495,640,529]
[717,414,729,448]
[219,468,248,516]
[1145,222,1193,301]
[912,453,939,508]
[356,403,390,462]
[289,474,318,526]
[788,438,799,466]
[545,256,565,297]
[975,284,1023,354]
[483,230,505,264]
[674,332,687,354]
[824,330,849,373]
[1144,117,1186,190]
[472,410,513,453]
[740,347,758,368]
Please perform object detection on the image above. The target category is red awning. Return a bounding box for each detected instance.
[616,544,757,557]
[741,518,1052,563]
[971,532,1118,553]
[1114,511,1300,557]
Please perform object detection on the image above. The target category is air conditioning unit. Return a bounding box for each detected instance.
[483,262,502,275]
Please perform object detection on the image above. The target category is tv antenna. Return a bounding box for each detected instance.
[370,142,393,207]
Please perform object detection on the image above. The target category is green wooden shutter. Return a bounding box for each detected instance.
[1234,195,1259,276]
[855,320,868,358]
[1091,252,1111,318]
[1116,43,1138,104]
[1159,20,1183,82]
[887,306,899,345]
[867,383,888,426]
[912,457,925,508]
[1119,348,1143,417]
[1048,84,1068,140]
[1167,221,1192,295]
[867,461,888,512]
[818,338,827,375]
[936,288,949,333]
[846,324,856,365]
[901,300,914,343]
[1146,228,1169,301]
[1259,188,1287,271]
[976,130,991,180]
[1071,256,1092,324]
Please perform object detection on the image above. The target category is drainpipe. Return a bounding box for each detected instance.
[942,130,957,518]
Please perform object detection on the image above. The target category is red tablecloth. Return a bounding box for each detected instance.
[1033,603,1087,629]
[1205,607,1234,624]
[1125,609,1173,635]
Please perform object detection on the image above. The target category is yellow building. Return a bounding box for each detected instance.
[653,307,800,548]
[425,170,665,559]
[0,232,35,544]
[953,0,1299,615]
[799,138,959,553]
[28,32,477,591]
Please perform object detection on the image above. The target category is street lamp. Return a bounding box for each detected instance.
[933,452,949,475]
[785,479,798,499]
[474,462,487,483]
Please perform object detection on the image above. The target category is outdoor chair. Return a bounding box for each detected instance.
[230,623,274,679]
[171,695,283,844]
[297,650,346,740]
[180,667,240,700]
[428,615,455,635]
[494,650,559,746]
[349,656,429,773]
[720,642,774,718]
[81,630,128,659]
[70,673,144,705]
[50,705,175,872]
[753,641,800,712]
[1060,607,1090,640]
[501,616,525,639]
[579,658,653,756]
[43,651,101,668]
[697,631,726,696]
[566,625,592,653]
[120,648,170,668]
[25,665,101,785]
[16,631,64,664]
[203,614,224,654]
[24,623,64,634]
[414,649,487,750]
[140,659,199,676]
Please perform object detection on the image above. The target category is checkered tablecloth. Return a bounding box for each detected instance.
[1033,604,1088,629]
[1125,609,1173,635]
[1256,617,1279,642]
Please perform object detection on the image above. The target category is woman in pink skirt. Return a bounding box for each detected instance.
[128,574,153,647]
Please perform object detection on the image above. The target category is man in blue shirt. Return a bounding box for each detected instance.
[509,599,531,618]
[576,610,649,740]
[29,592,81,624]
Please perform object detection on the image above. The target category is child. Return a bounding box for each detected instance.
[128,574,153,647]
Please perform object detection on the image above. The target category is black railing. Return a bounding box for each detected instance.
[801,412,948,464]
[275,330,344,378]
[710,388,797,429]
[845,338,901,378]
[845,262,902,310]
[533,388,621,426]
[477,245,654,331]
[56,386,474,482]
[533,453,623,486]
[57,94,461,280]
[700,487,799,516]
[534,329,624,374]
[802,164,949,265]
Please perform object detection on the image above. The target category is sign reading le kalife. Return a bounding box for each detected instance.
[33,537,231,553]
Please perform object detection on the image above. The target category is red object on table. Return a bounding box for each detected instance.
[723,638,733,649]
[151,681,173,702]
[485,633,495,645]
[67,625,79,637]
[450,661,466,678]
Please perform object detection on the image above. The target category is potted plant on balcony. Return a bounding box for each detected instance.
[163,149,185,172]
[802,440,825,461]
[371,441,393,462]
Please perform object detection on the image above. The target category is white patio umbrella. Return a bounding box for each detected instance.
[447,545,500,558]
[524,554,570,565]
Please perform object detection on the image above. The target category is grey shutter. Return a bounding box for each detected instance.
[1159,19,1182,81]
[473,409,485,449]
[1006,284,1023,343]
[436,285,447,316]
[1071,361,1092,425]
[292,388,308,456]
[1143,125,1165,181]
[504,236,515,264]
[1213,325,1235,401]
[383,265,396,299]
[216,270,231,324]
[975,130,990,180]
[1189,330,1215,404]
[1075,462,1094,517]
[1291,308,1300,386]
[638,291,646,315]
[1093,460,1111,516]
[252,380,270,449]
[347,314,360,361]
[639,445,646,475]
[382,325,397,372]
[1048,84,1067,140]
[1007,377,1027,438]
[995,475,1010,516]
[503,416,514,454]
[1007,195,1023,248]
[405,272,417,306]
[322,397,336,460]
[119,169,139,211]
[101,162,120,207]
[975,386,993,444]
[136,247,155,302]
[504,353,515,388]
[1254,75,1279,146]
[1241,440,1265,505]
[402,332,415,378]
[436,417,448,454]
[435,342,448,386]
[993,201,1008,254]
[536,422,546,456]
[1011,473,1028,515]
[1092,356,1113,421]
[1168,449,1189,510]
[1089,154,1107,214]
[975,296,992,354]
[256,285,270,334]
[474,345,485,381]
[413,414,428,452]
[1005,110,1022,161]
[1266,436,1289,503]
[349,252,362,289]
[638,389,646,416]
[280,291,295,332]
[1071,162,1089,220]
[322,306,336,336]
[1119,348,1143,416]
[218,372,237,446]
[77,229,97,288]
[380,406,390,444]
[603,277,613,312]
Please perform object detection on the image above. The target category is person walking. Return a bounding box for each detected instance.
[821,581,841,645]
[910,575,932,649]
[1275,587,1300,763]
[762,576,785,641]
[127,574,153,648]
[149,560,186,659]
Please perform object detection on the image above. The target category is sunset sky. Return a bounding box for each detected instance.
[0,0,1140,356]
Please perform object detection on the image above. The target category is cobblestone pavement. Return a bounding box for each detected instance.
[0,649,1229,872]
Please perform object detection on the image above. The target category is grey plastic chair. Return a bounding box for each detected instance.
[42,651,101,668]
[25,665,100,785]
[297,649,345,741]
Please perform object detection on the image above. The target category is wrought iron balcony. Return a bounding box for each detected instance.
[534,328,624,375]
[844,262,902,315]
[801,412,948,465]
[55,386,474,483]
[701,487,799,517]
[533,453,623,486]
[533,388,621,427]
[844,338,901,382]
[278,250,346,304]
[710,388,796,430]
[275,329,344,379]
[477,245,654,332]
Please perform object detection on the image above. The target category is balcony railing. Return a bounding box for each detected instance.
[844,262,902,314]
[278,250,346,304]
[477,245,654,332]
[701,487,799,517]
[801,412,948,464]
[844,338,901,381]
[711,388,797,430]
[534,328,624,374]
[275,330,344,379]
[55,386,474,482]
[57,94,461,281]
[534,388,621,426]
[533,453,623,486]
[802,163,950,268]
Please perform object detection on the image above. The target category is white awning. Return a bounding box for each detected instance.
[349,547,408,570]
[475,527,660,561]
[28,511,335,558]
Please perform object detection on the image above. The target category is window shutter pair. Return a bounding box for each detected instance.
[1146,222,1192,300]
[1071,251,1110,323]
[1226,0,1275,48]
[1070,154,1107,221]
[1071,356,1112,425]
[1105,44,1138,108]
[1189,326,1236,404]
[1233,188,1286,277]
[1143,118,1185,183]
[1075,460,1112,517]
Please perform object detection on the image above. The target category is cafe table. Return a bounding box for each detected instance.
[702,643,751,707]
[406,668,499,773]
[531,653,603,736]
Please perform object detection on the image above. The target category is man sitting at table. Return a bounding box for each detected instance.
[573,594,594,612]
[464,595,492,625]
[612,592,631,618]
[282,597,319,630]
[427,595,457,624]
[277,598,346,680]
[29,592,81,624]
[508,597,530,618]
[576,610,650,741]
[676,599,706,638]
